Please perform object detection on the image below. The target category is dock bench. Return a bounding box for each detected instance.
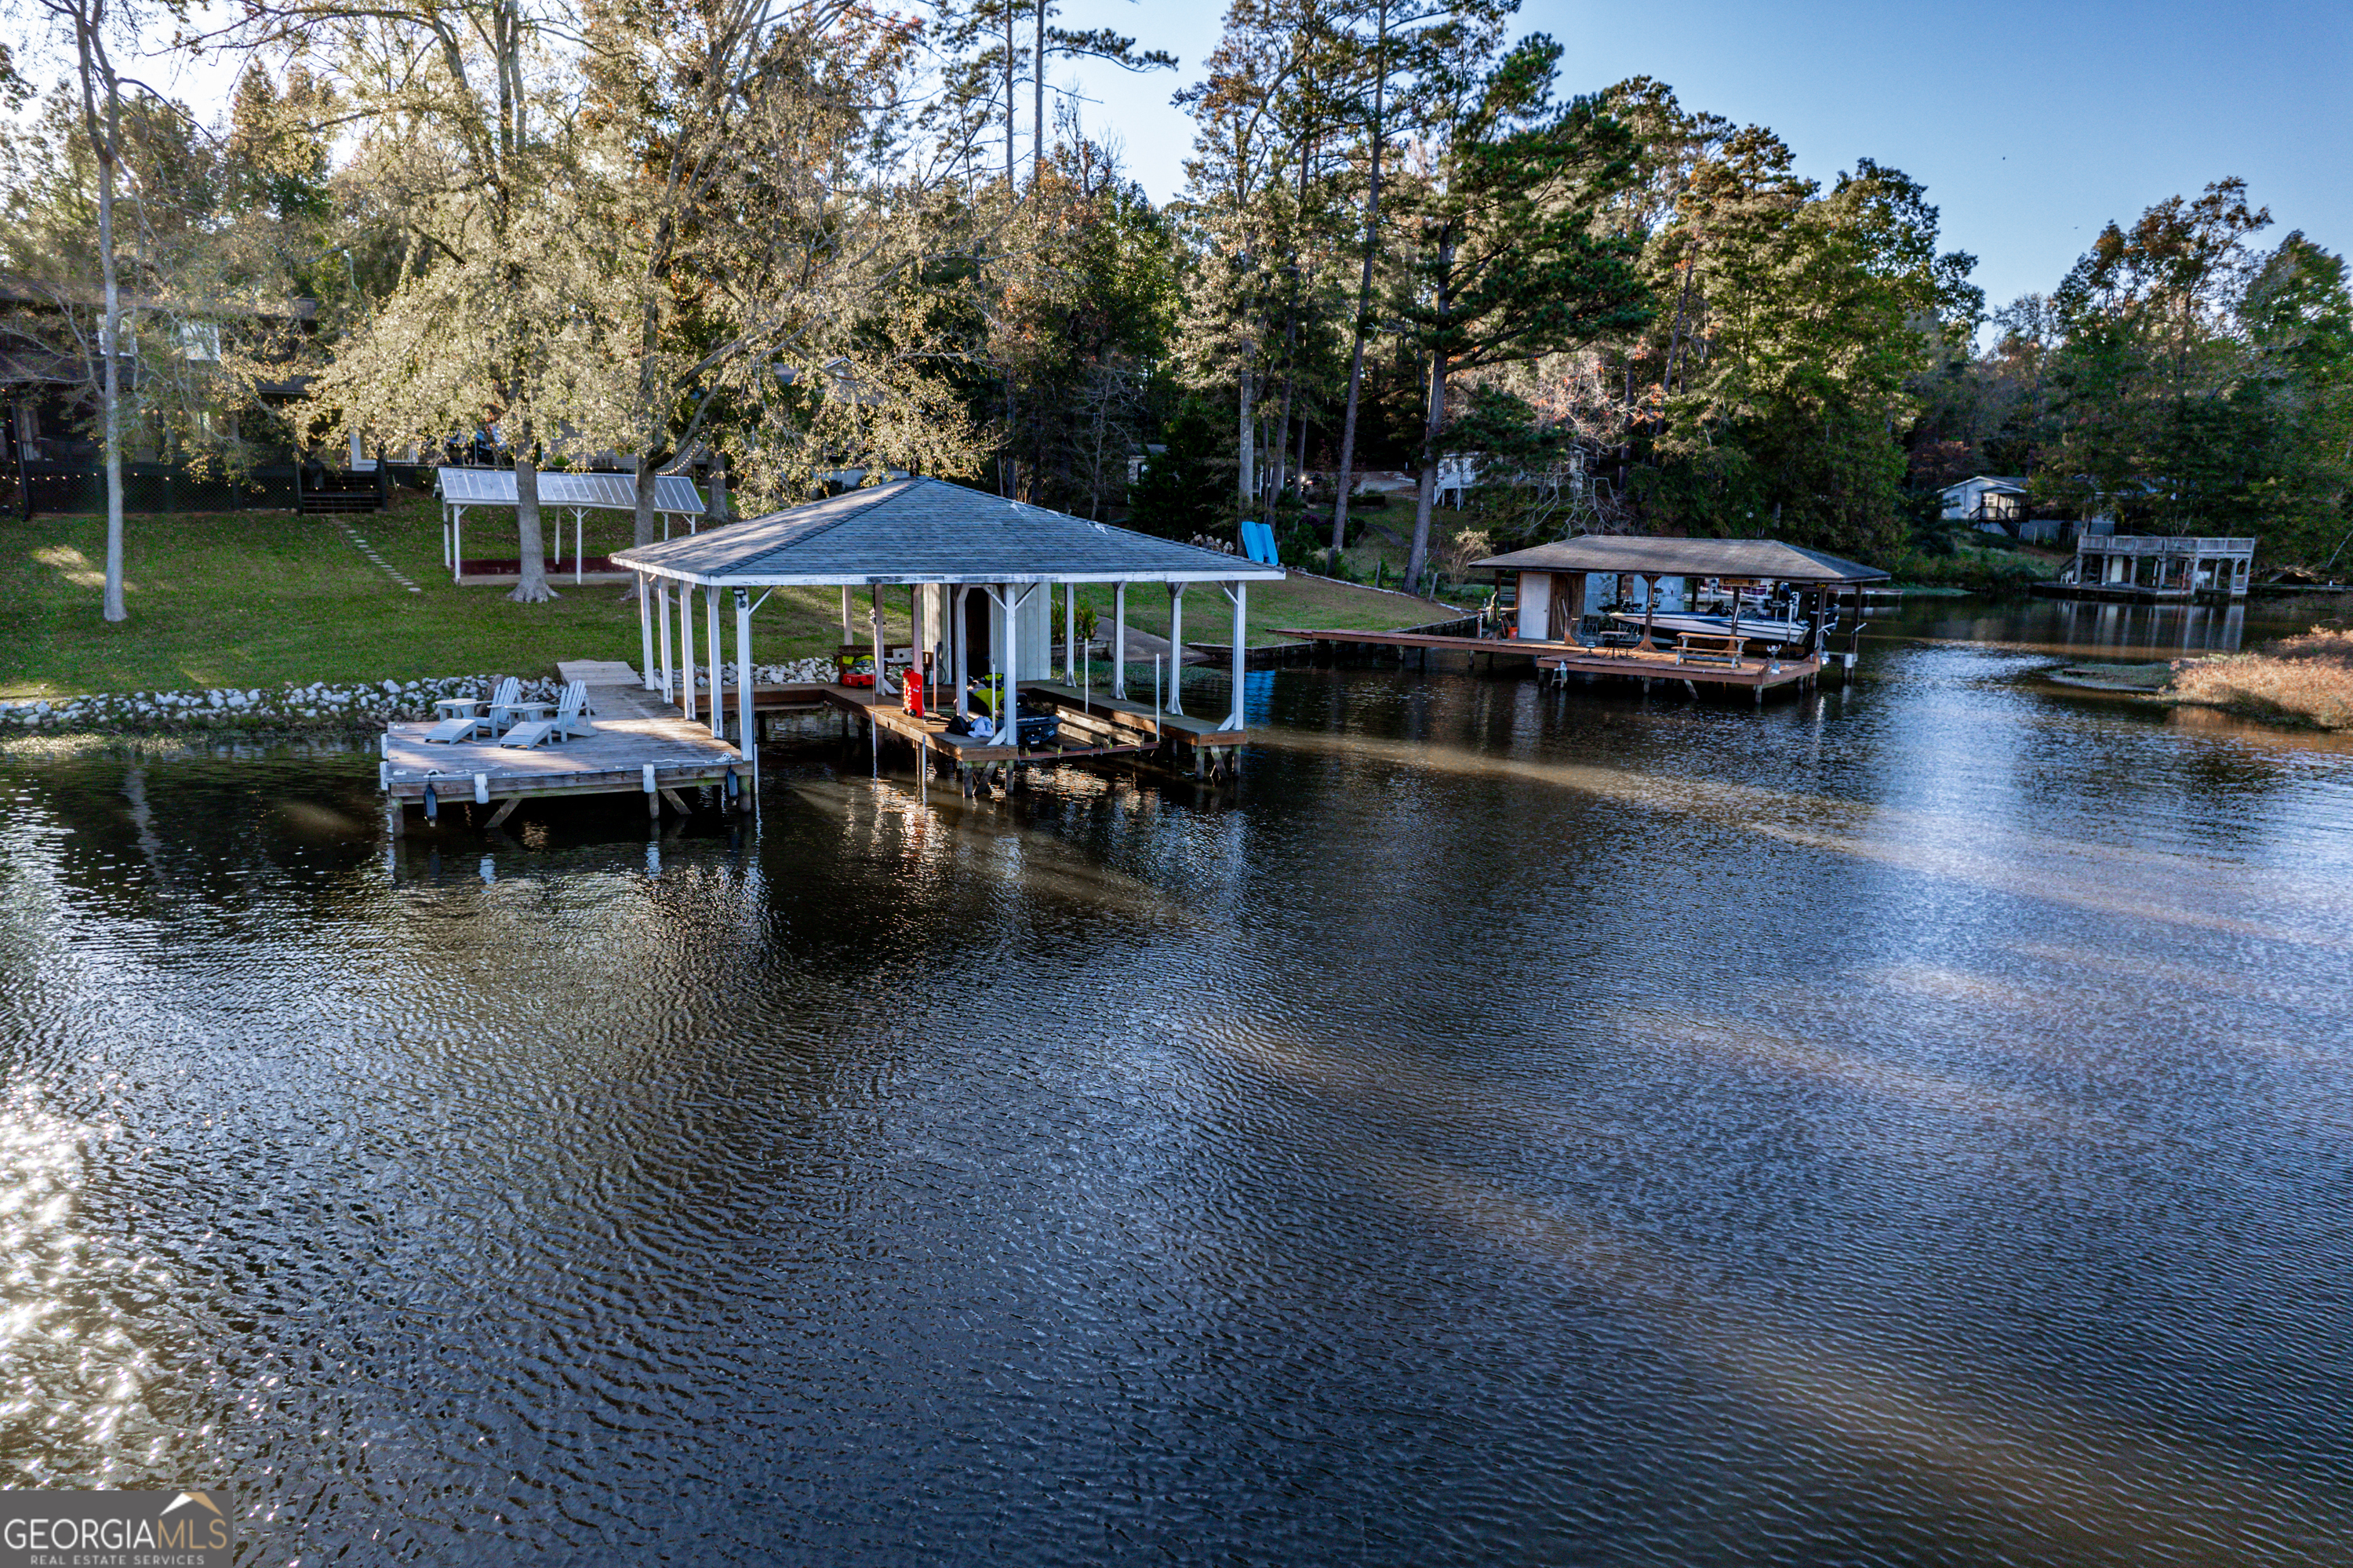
[1675,633,1745,669]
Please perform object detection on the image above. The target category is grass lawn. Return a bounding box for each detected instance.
[2,494,1457,699]
[1066,570,1453,651]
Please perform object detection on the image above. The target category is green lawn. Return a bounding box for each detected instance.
[1066,569,1455,651]
[2,495,1457,699]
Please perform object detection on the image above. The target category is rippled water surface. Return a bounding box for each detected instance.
[4,600,2351,1565]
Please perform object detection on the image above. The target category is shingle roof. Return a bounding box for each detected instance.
[1474,535,1889,584]
[609,477,1285,586]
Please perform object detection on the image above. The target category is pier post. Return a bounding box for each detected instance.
[1112,584,1129,699]
[1225,581,1247,733]
[656,580,674,702]
[871,586,886,777]
[707,588,724,738]
[638,573,656,690]
[687,579,701,720]
[736,588,758,799]
[951,585,969,716]
[1166,584,1186,716]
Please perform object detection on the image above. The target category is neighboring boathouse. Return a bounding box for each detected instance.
[2059,533,2254,600]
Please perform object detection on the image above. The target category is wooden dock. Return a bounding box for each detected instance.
[1271,626,1826,702]
[791,678,1251,784]
[380,670,747,831]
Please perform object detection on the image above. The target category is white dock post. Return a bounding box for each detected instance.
[1112,583,1128,699]
[642,762,659,818]
[707,587,724,739]
[735,588,758,799]
[638,573,656,690]
[871,584,887,777]
[1005,583,1022,761]
[474,773,489,804]
[656,579,675,702]
[1166,584,1185,715]
[679,583,697,721]
[1227,580,1246,731]
[951,584,969,716]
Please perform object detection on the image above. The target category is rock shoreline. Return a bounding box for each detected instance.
[0,658,839,737]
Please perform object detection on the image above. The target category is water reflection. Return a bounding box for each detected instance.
[2,607,2351,1563]
[1872,590,2345,661]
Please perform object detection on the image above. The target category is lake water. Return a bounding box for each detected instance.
[3,597,2350,1565]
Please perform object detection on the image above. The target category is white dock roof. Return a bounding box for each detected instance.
[436,467,705,515]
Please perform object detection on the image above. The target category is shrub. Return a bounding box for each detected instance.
[2168,626,2353,729]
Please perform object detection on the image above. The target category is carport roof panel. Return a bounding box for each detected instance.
[435,467,704,513]
[610,476,1287,584]
[1474,534,1889,584]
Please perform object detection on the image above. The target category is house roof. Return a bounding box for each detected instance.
[1941,475,2026,494]
[437,466,705,515]
[610,476,1286,587]
[1473,534,1889,584]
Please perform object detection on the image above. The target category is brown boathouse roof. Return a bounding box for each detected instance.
[1475,535,1889,584]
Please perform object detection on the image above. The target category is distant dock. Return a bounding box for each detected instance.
[1273,627,1835,702]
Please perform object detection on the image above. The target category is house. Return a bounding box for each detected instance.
[1940,475,2028,529]
[1431,449,1592,509]
[2,274,331,513]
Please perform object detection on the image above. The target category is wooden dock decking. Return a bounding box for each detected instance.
[380,673,747,831]
[382,659,1260,829]
[782,679,1249,780]
[1271,626,1826,701]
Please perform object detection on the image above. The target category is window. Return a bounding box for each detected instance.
[176,322,221,362]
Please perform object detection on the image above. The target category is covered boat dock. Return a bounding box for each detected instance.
[610,477,1286,790]
[1276,536,1889,703]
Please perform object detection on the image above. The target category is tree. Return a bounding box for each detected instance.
[2025,184,2351,555]
[570,0,963,555]
[1590,90,1976,557]
[218,0,582,599]
[2038,178,2275,531]
[1388,35,1648,588]
[1125,396,1225,537]
[2235,233,2353,558]
[993,128,1180,516]
[9,0,147,618]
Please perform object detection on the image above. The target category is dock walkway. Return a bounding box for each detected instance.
[380,667,746,831]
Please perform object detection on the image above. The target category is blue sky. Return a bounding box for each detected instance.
[1054,0,2352,315]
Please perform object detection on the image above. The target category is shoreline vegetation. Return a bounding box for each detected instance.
[2053,626,2353,729]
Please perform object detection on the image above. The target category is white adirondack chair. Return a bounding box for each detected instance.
[487,676,544,734]
[424,676,519,743]
[499,680,595,749]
